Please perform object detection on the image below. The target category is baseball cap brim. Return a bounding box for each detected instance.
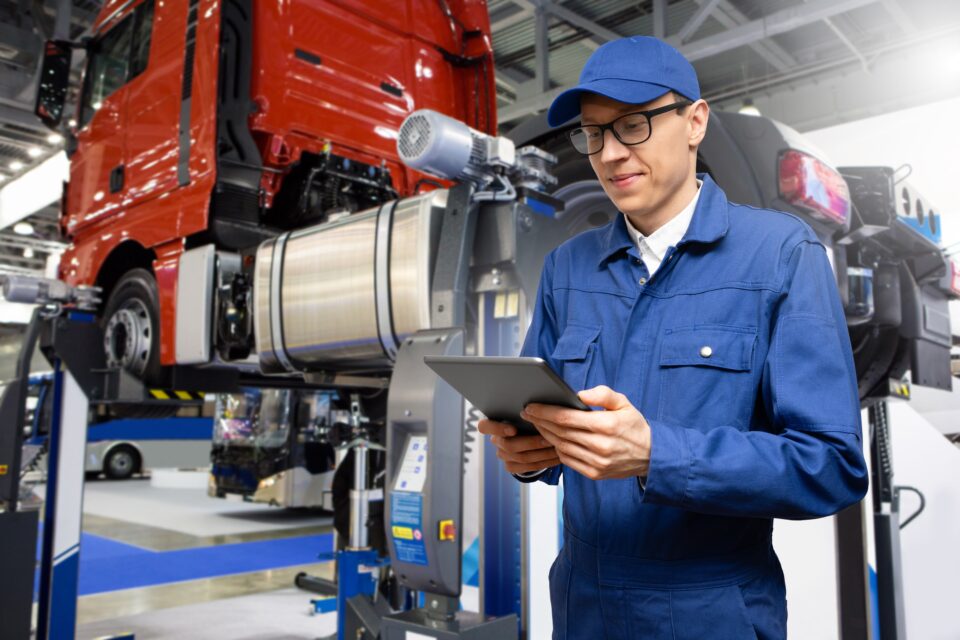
[547,78,674,127]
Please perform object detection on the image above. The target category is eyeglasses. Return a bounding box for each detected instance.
[568,101,692,156]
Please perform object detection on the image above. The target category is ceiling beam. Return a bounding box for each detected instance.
[880,0,919,34]
[0,263,43,277]
[547,2,621,43]
[677,0,722,43]
[498,0,882,123]
[534,3,551,93]
[824,17,869,72]
[0,233,66,253]
[497,85,567,123]
[652,0,667,39]
[490,4,532,32]
[0,22,41,56]
[698,0,798,72]
[0,103,46,133]
[679,0,878,63]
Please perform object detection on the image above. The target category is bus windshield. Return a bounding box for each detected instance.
[213,388,292,448]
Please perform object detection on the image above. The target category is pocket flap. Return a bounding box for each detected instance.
[659,326,756,371]
[552,324,601,361]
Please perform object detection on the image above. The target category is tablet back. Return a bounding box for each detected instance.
[423,356,588,433]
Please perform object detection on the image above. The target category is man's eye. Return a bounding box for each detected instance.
[586,129,601,139]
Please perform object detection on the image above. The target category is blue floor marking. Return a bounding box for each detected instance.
[36,531,334,596]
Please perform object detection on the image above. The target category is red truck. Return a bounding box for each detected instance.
[36,0,497,383]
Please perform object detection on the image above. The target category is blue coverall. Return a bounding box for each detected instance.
[520,175,869,639]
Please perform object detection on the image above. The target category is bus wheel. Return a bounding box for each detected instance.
[104,445,140,480]
[102,268,163,384]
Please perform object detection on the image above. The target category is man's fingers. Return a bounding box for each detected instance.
[522,404,606,431]
[494,433,551,453]
[555,451,600,481]
[504,457,561,475]
[477,418,517,438]
[577,385,630,411]
[530,418,614,456]
[497,445,559,465]
[552,438,608,473]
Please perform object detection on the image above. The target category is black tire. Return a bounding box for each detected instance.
[104,445,140,480]
[101,268,163,385]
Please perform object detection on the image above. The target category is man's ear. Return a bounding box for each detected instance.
[688,99,710,148]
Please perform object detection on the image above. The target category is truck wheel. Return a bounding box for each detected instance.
[102,268,163,384]
[104,445,140,480]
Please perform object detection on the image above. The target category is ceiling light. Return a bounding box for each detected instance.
[13,221,34,235]
[27,147,42,158]
[738,98,762,117]
[47,133,63,144]
[67,119,77,128]
[23,247,34,259]
[9,161,23,171]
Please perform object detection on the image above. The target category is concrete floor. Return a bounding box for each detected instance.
[50,479,338,637]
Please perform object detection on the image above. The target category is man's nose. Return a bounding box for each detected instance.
[600,128,629,164]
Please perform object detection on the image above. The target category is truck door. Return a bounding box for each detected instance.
[66,3,154,233]
[121,0,180,211]
[68,11,132,231]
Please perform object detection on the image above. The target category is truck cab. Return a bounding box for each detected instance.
[36,0,498,384]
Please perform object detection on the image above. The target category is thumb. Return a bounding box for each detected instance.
[577,385,630,411]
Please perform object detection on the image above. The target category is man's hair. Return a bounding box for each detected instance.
[669,90,689,114]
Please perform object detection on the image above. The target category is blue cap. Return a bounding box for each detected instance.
[547,36,701,127]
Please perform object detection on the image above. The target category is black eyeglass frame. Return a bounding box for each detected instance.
[568,100,693,155]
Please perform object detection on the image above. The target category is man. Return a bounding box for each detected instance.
[478,36,868,639]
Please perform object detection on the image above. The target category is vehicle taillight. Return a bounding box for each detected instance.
[778,150,851,227]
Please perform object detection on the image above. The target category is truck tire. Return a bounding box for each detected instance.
[104,445,140,480]
[102,268,163,384]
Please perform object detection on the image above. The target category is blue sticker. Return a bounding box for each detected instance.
[391,492,428,566]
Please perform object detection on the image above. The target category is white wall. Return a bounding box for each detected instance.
[887,401,960,640]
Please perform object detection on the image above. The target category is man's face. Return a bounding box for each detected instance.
[581,92,707,227]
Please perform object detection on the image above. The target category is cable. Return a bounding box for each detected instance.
[896,485,925,530]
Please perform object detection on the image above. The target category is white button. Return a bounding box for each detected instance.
[699,346,713,358]
[639,277,647,285]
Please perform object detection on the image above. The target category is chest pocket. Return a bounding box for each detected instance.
[658,326,757,429]
[552,324,601,392]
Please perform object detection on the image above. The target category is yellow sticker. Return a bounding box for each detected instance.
[392,526,414,540]
[0,465,7,475]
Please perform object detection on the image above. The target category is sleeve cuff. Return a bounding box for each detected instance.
[513,469,548,483]
[640,419,691,506]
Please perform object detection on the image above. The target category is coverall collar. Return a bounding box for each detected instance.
[597,173,729,267]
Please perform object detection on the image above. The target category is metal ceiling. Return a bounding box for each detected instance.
[0,0,958,279]
[492,0,960,125]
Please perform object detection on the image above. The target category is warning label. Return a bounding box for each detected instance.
[392,526,414,540]
[390,492,428,566]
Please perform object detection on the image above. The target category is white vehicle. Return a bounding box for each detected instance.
[26,374,212,480]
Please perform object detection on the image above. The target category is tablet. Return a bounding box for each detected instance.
[423,356,589,436]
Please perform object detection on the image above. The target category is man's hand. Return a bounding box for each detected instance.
[522,385,652,481]
[477,418,561,474]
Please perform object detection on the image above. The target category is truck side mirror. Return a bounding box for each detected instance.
[34,40,73,130]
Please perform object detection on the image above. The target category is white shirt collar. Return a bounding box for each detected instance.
[624,179,702,262]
